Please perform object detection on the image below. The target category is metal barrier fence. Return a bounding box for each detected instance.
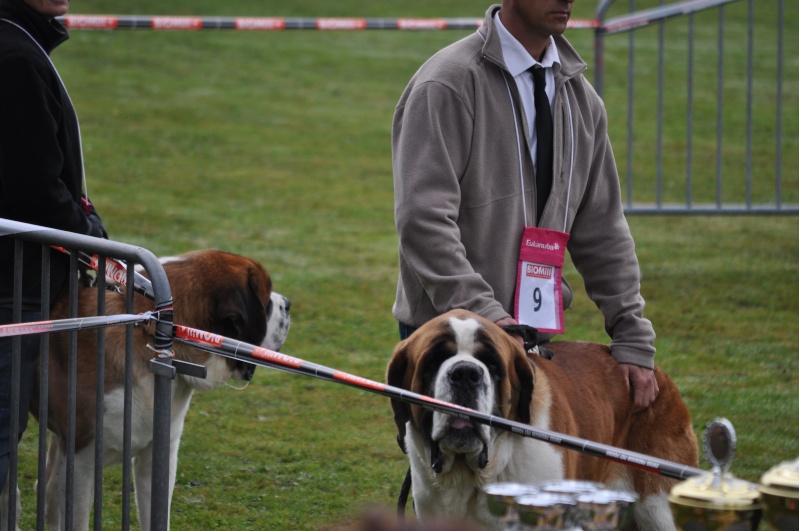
[0,219,174,531]
[594,0,796,214]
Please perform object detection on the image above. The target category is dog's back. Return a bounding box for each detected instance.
[542,341,698,528]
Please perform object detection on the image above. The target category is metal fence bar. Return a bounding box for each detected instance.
[656,4,665,208]
[686,12,695,209]
[0,219,174,531]
[745,0,753,209]
[625,0,636,207]
[93,256,106,531]
[715,4,725,209]
[6,241,22,531]
[34,247,50,531]
[122,268,134,531]
[65,253,78,531]
[776,0,784,209]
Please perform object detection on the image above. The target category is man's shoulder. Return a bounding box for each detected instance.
[412,32,486,86]
[0,24,41,63]
[0,43,51,78]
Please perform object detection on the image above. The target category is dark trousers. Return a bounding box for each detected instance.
[398,322,417,341]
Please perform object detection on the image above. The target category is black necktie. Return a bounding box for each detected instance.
[531,66,553,224]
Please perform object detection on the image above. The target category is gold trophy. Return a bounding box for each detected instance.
[759,457,799,530]
[669,418,763,530]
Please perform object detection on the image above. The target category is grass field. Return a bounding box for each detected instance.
[12,0,799,529]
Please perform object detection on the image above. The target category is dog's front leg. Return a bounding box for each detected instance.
[43,437,62,530]
[46,440,95,531]
[133,443,155,531]
[71,446,95,531]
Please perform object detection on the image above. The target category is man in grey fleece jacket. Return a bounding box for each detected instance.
[392,0,660,409]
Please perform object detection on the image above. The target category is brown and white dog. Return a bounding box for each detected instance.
[387,310,697,530]
[38,250,290,530]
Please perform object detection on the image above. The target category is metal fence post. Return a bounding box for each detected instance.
[148,358,175,531]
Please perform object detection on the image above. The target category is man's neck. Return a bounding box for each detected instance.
[498,13,550,62]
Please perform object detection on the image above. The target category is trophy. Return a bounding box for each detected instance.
[514,492,578,530]
[573,489,639,530]
[759,456,799,530]
[538,480,605,498]
[483,482,541,529]
[668,418,763,530]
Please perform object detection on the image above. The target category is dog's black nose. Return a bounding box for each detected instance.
[449,362,482,387]
[237,361,256,381]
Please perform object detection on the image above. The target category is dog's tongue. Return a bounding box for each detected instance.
[451,418,474,430]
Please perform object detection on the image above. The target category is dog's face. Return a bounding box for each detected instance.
[159,251,290,386]
[264,291,291,353]
[387,310,534,475]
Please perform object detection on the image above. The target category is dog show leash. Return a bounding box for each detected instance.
[168,323,706,482]
[499,323,555,359]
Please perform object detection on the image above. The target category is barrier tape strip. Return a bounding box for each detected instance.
[57,15,600,31]
[0,312,154,338]
[173,324,704,481]
[52,246,155,299]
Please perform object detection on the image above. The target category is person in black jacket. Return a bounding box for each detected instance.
[0,0,107,503]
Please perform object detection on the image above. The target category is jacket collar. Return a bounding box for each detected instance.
[1,0,69,54]
[478,4,587,82]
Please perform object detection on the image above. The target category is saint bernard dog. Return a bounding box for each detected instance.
[387,309,698,530]
[35,250,290,531]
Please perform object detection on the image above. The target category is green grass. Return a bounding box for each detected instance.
[12,1,799,529]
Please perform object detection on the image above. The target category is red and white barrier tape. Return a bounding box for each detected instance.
[52,246,155,299]
[57,15,600,31]
[0,312,154,338]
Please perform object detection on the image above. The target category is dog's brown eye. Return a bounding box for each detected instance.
[421,338,457,392]
[475,348,505,382]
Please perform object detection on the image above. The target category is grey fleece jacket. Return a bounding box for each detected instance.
[392,4,656,368]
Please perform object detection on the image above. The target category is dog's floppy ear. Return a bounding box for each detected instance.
[247,263,272,308]
[493,321,535,424]
[213,263,272,345]
[512,349,535,425]
[213,288,248,339]
[386,340,412,454]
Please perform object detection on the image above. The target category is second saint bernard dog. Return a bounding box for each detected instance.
[38,250,290,531]
[387,309,698,530]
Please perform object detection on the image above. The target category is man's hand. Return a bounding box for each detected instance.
[495,317,524,348]
[619,364,659,411]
